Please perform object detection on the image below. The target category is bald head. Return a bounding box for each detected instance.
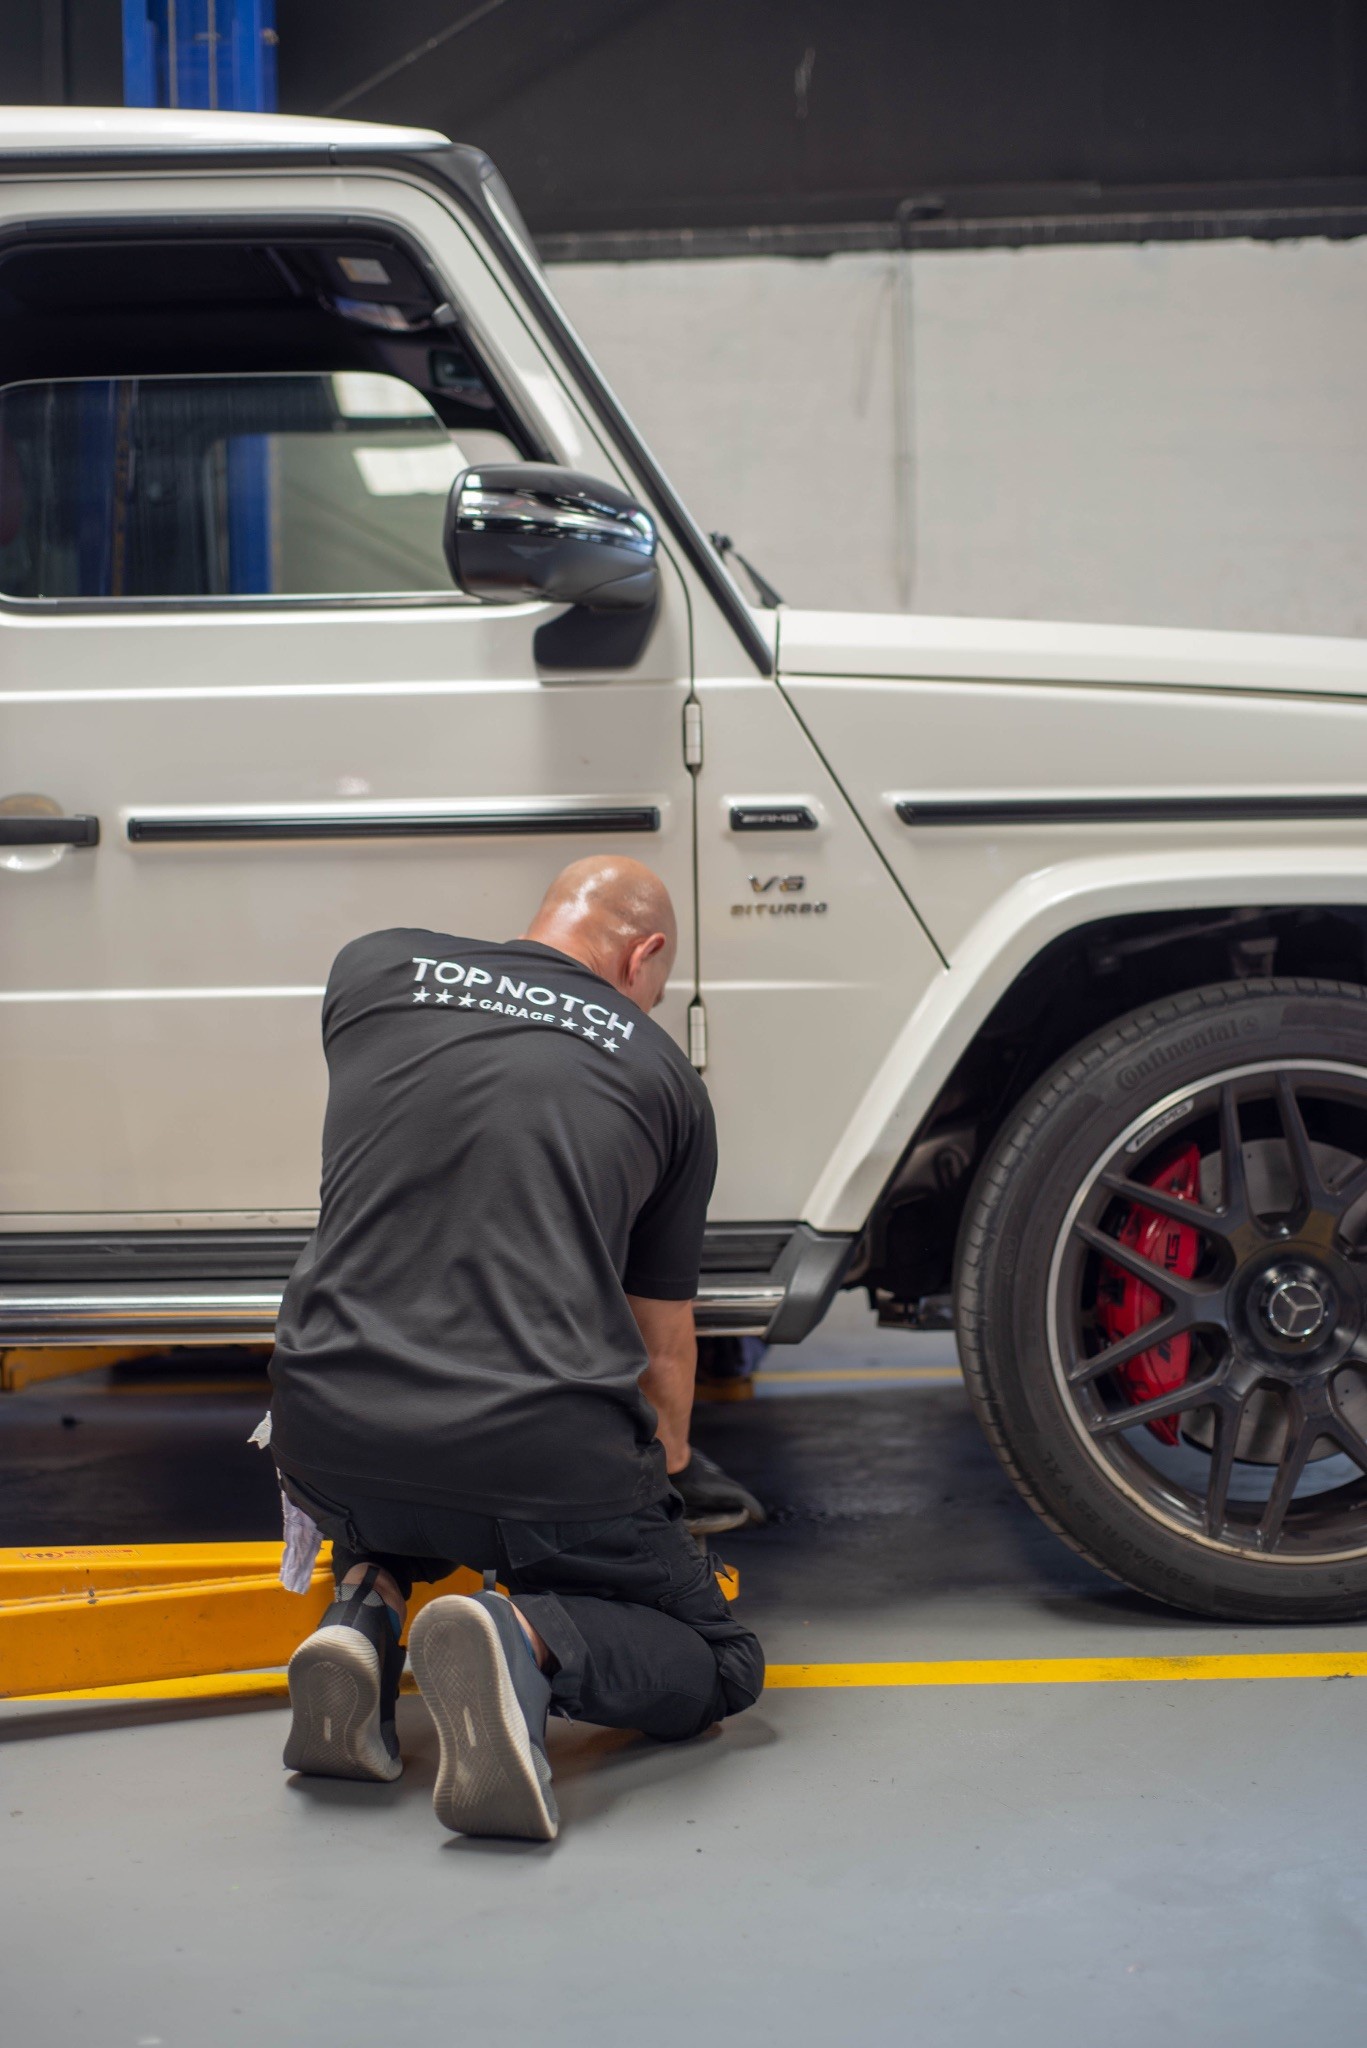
[522,856,678,1012]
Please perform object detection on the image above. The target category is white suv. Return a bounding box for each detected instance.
[7,107,1367,1624]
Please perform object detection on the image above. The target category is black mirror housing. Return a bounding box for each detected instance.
[444,462,659,614]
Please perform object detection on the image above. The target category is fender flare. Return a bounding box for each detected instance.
[802,844,1367,1232]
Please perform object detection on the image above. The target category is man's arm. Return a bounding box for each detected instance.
[627,1293,697,1475]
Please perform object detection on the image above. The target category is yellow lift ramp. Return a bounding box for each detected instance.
[0,1542,740,1704]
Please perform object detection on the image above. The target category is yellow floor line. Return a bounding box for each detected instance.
[16,1648,1367,1706]
[765,1651,1367,1687]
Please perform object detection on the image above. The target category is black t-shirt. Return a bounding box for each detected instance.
[269,929,717,1518]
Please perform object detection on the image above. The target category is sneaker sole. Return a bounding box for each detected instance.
[283,1625,402,1783]
[408,1598,558,1842]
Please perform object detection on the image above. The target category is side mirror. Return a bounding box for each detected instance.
[443,462,659,614]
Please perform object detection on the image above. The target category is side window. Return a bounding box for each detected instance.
[0,371,519,602]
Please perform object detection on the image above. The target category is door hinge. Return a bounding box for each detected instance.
[683,699,703,772]
[687,997,708,1071]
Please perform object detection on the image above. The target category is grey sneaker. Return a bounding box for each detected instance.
[408,1591,558,1842]
[283,1565,405,1783]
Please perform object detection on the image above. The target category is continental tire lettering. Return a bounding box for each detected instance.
[1117,1019,1247,1090]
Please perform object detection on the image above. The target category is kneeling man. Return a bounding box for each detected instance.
[270,856,764,1841]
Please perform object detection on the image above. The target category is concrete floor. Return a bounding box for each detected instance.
[5,1314,1367,2046]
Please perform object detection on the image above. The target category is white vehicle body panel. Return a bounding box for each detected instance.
[2,609,695,1216]
[778,606,1367,699]
[784,675,1367,957]
[693,671,940,1217]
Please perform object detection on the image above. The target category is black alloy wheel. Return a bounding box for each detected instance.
[956,979,1367,1620]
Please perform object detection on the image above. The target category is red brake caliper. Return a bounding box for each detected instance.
[1095,1143,1201,1443]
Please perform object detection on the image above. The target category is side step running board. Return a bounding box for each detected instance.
[0,1286,285,1345]
[0,1227,852,1346]
[0,1280,784,1343]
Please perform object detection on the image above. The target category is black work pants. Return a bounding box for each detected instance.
[279,1466,764,1743]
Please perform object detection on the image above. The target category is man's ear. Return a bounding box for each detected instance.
[626,931,667,987]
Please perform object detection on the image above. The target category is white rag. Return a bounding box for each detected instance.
[248,1411,324,1594]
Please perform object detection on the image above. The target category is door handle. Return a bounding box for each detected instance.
[0,813,100,847]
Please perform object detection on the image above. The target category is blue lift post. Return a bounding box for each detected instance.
[122,1,277,121]
[122,2,279,594]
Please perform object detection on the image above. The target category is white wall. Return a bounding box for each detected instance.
[550,237,1367,635]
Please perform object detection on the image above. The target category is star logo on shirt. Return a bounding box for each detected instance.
[582,1026,599,1041]
[412,988,428,1003]
[603,1039,619,1054]
[436,990,452,1004]
[459,993,475,1007]
[560,1017,577,1030]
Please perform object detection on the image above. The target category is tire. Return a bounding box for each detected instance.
[955,978,1367,1622]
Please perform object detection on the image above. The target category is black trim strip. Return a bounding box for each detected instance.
[729,804,817,832]
[896,795,1367,828]
[0,1230,312,1282]
[0,813,99,846]
[127,806,660,844]
[0,1221,799,1282]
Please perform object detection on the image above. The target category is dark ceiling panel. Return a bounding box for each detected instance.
[277,0,1367,235]
[0,9,45,100]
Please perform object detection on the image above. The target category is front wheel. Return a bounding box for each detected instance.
[956,979,1367,1621]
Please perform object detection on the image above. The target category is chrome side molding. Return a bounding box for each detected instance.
[0,1285,284,1343]
[0,1277,784,1343]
